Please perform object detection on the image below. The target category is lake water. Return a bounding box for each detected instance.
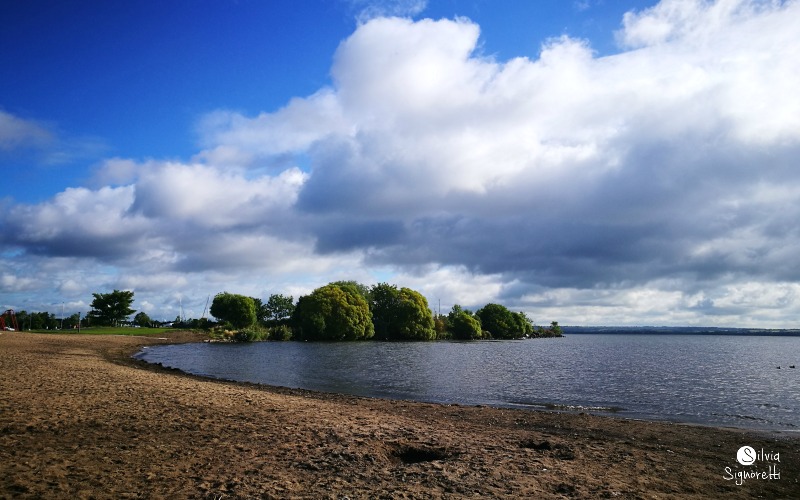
[135,334,800,431]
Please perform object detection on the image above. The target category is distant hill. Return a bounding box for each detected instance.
[561,326,800,336]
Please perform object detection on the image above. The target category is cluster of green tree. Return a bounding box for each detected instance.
[437,304,562,340]
[208,291,295,341]
[11,290,140,331]
[11,286,561,342]
[169,317,214,330]
[209,281,562,342]
[88,290,207,329]
[15,290,206,331]
[11,310,80,330]
[18,290,148,329]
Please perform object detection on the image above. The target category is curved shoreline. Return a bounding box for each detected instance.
[132,335,799,434]
[2,332,798,498]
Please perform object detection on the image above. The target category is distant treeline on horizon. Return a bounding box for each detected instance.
[562,326,800,337]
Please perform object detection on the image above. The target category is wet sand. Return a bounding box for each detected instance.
[1,332,798,498]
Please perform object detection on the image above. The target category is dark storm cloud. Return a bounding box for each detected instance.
[315,219,406,253]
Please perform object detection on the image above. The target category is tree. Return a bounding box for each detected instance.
[370,283,399,340]
[64,313,81,329]
[252,297,265,324]
[330,280,371,301]
[541,320,563,337]
[88,290,135,327]
[262,294,295,325]
[369,283,436,340]
[511,311,534,337]
[292,283,374,341]
[133,311,152,328]
[14,310,29,331]
[210,292,257,329]
[35,311,57,330]
[447,305,483,340]
[394,287,435,340]
[370,283,435,341]
[447,304,474,321]
[475,303,523,339]
[433,314,449,338]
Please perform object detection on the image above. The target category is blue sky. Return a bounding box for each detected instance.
[2,0,800,327]
[2,0,650,201]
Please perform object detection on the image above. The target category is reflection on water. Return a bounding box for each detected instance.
[136,334,800,430]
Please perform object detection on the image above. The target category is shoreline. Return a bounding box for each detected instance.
[132,335,799,435]
[2,332,798,498]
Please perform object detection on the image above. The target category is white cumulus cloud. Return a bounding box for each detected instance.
[3,0,800,326]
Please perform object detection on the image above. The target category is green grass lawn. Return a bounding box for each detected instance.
[27,326,175,336]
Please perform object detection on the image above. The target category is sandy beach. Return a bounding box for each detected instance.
[1,332,797,499]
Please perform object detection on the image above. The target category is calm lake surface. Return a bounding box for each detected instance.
[135,334,800,430]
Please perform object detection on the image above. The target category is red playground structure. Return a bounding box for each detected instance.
[1,309,19,331]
